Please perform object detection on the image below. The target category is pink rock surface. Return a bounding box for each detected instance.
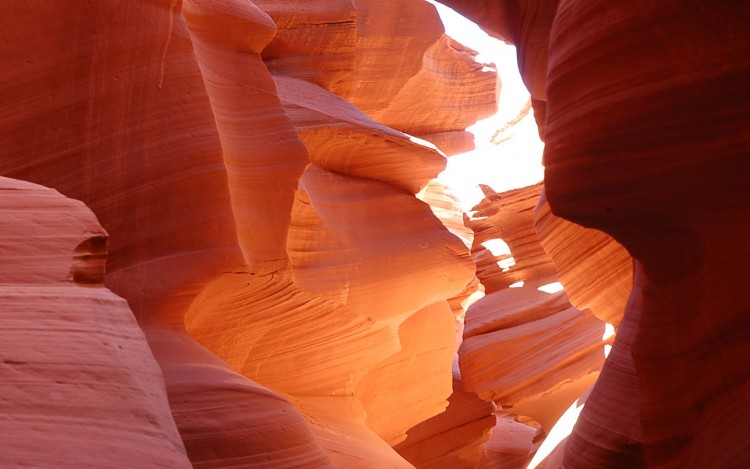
[0,0,244,325]
[542,2,750,467]
[478,413,543,469]
[0,177,190,467]
[294,395,417,469]
[1,0,501,466]
[146,328,334,468]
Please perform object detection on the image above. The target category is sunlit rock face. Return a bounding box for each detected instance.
[0,178,191,468]
[460,182,610,467]
[534,190,632,327]
[442,0,750,467]
[0,0,499,467]
[0,0,245,326]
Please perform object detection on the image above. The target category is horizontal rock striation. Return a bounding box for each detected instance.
[1,0,502,466]
[444,0,750,467]
[0,178,190,468]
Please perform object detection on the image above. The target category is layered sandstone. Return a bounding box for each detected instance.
[0,0,649,467]
[455,181,613,467]
[535,191,632,326]
[0,178,190,468]
[146,329,335,468]
[543,2,750,466]
[0,0,245,325]
[441,0,750,467]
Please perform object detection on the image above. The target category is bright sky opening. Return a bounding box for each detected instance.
[428,1,545,211]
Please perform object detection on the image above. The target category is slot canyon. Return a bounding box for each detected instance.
[1,1,748,467]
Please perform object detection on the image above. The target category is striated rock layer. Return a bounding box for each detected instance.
[444,0,750,467]
[543,2,750,466]
[1,0,502,466]
[535,190,632,327]
[0,178,190,468]
[0,0,245,325]
[456,181,613,467]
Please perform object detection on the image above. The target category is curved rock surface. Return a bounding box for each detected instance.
[445,0,750,467]
[146,328,334,468]
[1,0,511,467]
[542,2,750,467]
[395,371,495,468]
[0,178,190,468]
[276,75,446,194]
[535,191,632,326]
[468,183,558,291]
[460,287,605,429]
[183,0,309,274]
[0,0,245,325]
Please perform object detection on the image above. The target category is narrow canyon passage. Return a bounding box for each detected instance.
[1,1,748,468]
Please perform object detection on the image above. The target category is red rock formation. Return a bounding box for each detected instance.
[374,35,499,154]
[443,0,750,466]
[436,0,559,138]
[256,0,357,90]
[0,178,190,467]
[542,2,750,467]
[535,191,632,326]
[181,1,491,465]
[182,0,309,274]
[478,412,543,468]
[468,183,558,291]
[395,372,496,468]
[355,302,456,445]
[460,287,605,429]
[146,328,335,468]
[0,0,245,325]
[330,0,445,116]
[275,75,446,194]
[0,0,500,466]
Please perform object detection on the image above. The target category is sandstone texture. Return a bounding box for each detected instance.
[441,0,750,467]
[0,178,191,467]
[3,0,746,467]
[1,0,497,467]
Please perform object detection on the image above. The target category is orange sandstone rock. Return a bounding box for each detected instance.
[468,183,558,292]
[0,0,500,466]
[543,2,750,467]
[460,288,605,418]
[478,412,543,469]
[0,178,190,468]
[331,0,445,116]
[395,372,496,468]
[256,0,357,89]
[183,0,309,274]
[355,302,456,445]
[0,0,244,325]
[146,328,335,468]
[276,75,446,194]
[373,35,499,154]
[289,165,475,319]
[535,190,632,326]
